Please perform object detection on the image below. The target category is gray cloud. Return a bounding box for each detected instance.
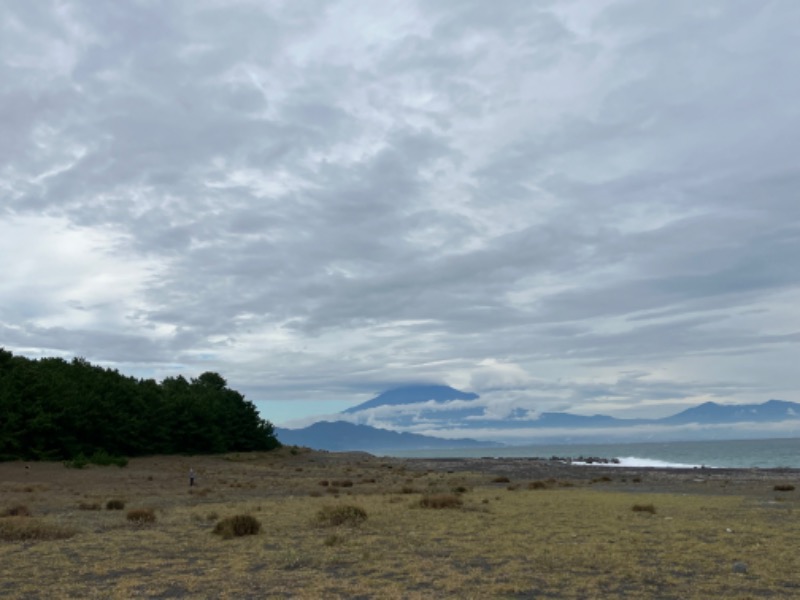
[2,0,799,425]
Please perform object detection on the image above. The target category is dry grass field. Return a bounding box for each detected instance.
[1,447,799,599]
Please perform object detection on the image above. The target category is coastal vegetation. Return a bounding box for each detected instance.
[0,450,798,598]
[0,348,279,461]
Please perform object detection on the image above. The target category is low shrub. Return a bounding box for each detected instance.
[65,454,89,469]
[64,451,128,469]
[419,494,463,509]
[89,450,128,467]
[0,518,76,542]
[2,504,31,517]
[492,476,510,483]
[126,508,156,524]
[400,486,419,494]
[213,515,262,539]
[528,481,549,490]
[316,504,368,527]
[324,533,344,547]
[331,480,353,488]
[106,499,125,510]
[318,480,330,487]
[632,504,656,514]
[774,484,796,492]
[78,502,101,511]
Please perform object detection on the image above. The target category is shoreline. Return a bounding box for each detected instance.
[395,455,800,497]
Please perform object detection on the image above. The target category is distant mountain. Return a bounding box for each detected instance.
[275,421,497,452]
[661,399,800,425]
[342,385,478,414]
[343,387,800,430]
[532,412,637,428]
[277,385,800,450]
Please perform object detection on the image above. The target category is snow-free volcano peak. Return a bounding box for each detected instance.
[342,385,479,414]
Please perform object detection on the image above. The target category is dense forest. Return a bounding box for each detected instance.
[0,348,280,461]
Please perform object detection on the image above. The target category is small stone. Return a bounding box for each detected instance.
[732,561,748,574]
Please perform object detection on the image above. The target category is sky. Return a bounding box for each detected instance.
[2,0,800,430]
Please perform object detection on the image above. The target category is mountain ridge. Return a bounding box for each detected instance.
[276,385,800,451]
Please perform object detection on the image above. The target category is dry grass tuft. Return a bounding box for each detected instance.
[316,504,367,527]
[419,494,463,509]
[126,508,156,524]
[2,504,31,517]
[0,517,76,541]
[323,533,344,547]
[213,514,262,539]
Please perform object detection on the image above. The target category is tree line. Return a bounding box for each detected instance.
[0,348,280,461]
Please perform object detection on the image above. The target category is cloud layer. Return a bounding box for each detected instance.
[2,1,800,425]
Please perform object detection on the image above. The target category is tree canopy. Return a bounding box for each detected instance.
[0,348,280,461]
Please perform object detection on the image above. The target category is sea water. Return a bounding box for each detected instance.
[383,437,800,469]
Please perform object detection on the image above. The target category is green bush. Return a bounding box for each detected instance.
[65,453,89,469]
[90,450,128,467]
[213,515,262,539]
[64,450,128,469]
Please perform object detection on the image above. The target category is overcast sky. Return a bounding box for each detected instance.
[2,0,800,427]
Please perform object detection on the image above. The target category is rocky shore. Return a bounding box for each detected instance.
[399,455,800,496]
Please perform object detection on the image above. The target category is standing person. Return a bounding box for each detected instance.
[189,468,195,487]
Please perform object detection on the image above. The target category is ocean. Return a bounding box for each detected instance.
[383,437,800,469]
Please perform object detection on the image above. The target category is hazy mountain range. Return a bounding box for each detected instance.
[276,385,800,452]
